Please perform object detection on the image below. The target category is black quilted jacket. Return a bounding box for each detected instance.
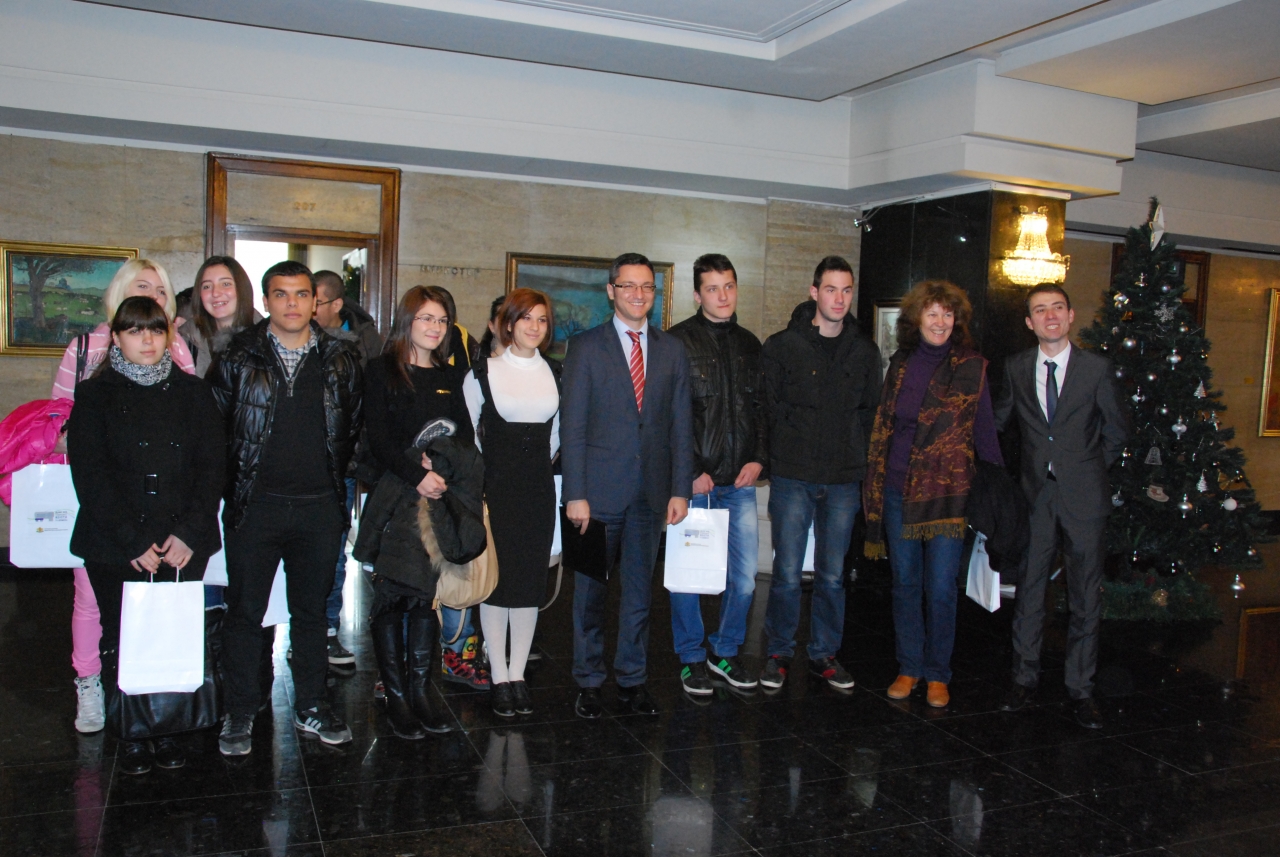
[209,319,363,530]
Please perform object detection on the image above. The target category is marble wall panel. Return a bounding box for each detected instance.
[226,173,382,234]
[762,200,861,336]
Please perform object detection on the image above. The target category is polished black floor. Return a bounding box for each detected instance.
[2,550,1279,857]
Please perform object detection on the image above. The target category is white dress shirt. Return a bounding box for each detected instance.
[613,314,649,375]
[462,350,561,457]
[1036,341,1072,423]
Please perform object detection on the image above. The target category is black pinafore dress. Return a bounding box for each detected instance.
[475,359,559,608]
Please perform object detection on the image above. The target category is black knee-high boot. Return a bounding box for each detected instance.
[371,610,427,740]
[406,607,453,734]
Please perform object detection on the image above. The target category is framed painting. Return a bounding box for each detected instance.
[505,253,673,360]
[873,299,902,374]
[1260,289,1280,437]
[0,241,137,356]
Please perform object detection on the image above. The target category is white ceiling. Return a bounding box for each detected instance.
[495,0,852,41]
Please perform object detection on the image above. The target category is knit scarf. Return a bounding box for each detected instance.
[109,345,172,386]
[863,343,987,557]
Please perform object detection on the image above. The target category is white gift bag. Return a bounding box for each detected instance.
[663,499,730,595]
[117,573,206,694]
[9,463,83,568]
[965,532,1000,612]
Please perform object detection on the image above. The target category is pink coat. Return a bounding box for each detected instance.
[52,324,196,402]
[0,398,73,505]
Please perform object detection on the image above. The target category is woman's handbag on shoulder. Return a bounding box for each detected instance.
[432,503,500,642]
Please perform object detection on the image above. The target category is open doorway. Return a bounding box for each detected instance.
[235,239,367,318]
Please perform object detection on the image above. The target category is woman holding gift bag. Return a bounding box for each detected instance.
[462,288,561,718]
[68,297,225,774]
[53,258,199,735]
[862,280,1003,710]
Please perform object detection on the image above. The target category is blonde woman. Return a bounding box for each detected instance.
[51,258,197,735]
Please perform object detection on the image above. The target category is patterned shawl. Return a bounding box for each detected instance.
[863,344,987,557]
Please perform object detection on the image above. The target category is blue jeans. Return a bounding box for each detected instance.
[764,476,859,661]
[573,499,663,689]
[326,477,357,634]
[670,486,759,663]
[440,606,473,653]
[884,486,965,684]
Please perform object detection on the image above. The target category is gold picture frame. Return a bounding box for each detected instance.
[0,241,137,357]
[505,253,673,360]
[1259,289,1280,436]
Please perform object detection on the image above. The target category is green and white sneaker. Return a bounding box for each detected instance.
[680,662,714,696]
[707,654,758,690]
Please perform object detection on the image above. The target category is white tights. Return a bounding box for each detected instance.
[479,604,538,684]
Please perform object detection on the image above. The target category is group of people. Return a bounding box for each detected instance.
[54,244,1126,775]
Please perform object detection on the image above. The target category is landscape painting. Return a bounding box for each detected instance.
[0,242,136,356]
[506,253,673,360]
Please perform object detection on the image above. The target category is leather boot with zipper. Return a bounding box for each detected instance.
[371,610,427,740]
[406,607,454,734]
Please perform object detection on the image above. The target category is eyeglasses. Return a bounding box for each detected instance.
[315,298,340,308]
[413,315,450,327]
[612,282,656,294]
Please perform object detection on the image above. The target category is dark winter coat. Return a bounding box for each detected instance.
[965,460,1030,572]
[208,319,362,530]
[353,436,485,594]
[328,302,384,367]
[761,300,882,484]
[68,364,225,566]
[668,310,768,486]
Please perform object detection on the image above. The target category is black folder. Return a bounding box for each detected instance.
[559,506,610,582]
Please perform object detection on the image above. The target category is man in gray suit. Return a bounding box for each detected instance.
[562,252,695,719]
[994,284,1127,729]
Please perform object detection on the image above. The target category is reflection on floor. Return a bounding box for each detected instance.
[1,545,1278,857]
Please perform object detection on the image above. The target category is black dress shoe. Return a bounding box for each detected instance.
[511,680,533,715]
[617,684,660,716]
[1074,697,1104,730]
[999,683,1035,712]
[491,682,516,718]
[120,741,152,776]
[575,687,603,719]
[153,737,185,770]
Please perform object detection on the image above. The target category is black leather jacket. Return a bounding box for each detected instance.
[210,320,363,530]
[668,310,768,486]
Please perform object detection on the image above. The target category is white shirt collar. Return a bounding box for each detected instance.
[1038,340,1071,366]
[613,314,648,338]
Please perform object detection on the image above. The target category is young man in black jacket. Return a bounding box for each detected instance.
[666,254,768,695]
[759,256,881,690]
[210,260,363,756]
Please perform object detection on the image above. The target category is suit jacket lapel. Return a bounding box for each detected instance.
[1052,349,1089,421]
[1022,349,1049,428]
[603,321,641,416]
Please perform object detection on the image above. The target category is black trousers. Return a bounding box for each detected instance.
[1011,479,1106,700]
[221,495,344,715]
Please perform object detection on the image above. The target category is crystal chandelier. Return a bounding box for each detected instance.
[1002,206,1070,286]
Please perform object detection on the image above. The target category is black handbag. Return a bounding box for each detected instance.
[108,608,221,740]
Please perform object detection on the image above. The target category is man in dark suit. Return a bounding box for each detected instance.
[994,284,1127,729]
[562,252,695,719]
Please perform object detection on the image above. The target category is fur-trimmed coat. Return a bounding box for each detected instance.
[353,436,485,595]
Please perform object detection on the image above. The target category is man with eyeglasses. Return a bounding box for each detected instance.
[210,260,363,756]
[312,270,385,668]
[562,252,695,718]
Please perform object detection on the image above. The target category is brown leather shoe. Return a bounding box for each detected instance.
[887,675,918,700]
[926,682,949,708]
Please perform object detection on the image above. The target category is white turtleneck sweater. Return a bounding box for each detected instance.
[462,349,560,457]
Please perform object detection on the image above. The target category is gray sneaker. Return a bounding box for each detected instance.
[219,713,254,757]
[680,662,714,696]
[293,705,352,745]
[707,654,758,690]
[74,674,105,734]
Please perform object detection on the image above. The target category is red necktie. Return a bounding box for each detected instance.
[627,330,645,412]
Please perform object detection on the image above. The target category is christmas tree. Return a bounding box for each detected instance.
[1079,198,1270,621]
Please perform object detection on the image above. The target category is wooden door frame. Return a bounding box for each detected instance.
[205,153,400,331]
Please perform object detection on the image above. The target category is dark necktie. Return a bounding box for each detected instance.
[1045,360,1058,424]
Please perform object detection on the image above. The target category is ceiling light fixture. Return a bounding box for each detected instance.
[1002,206,1069,286]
